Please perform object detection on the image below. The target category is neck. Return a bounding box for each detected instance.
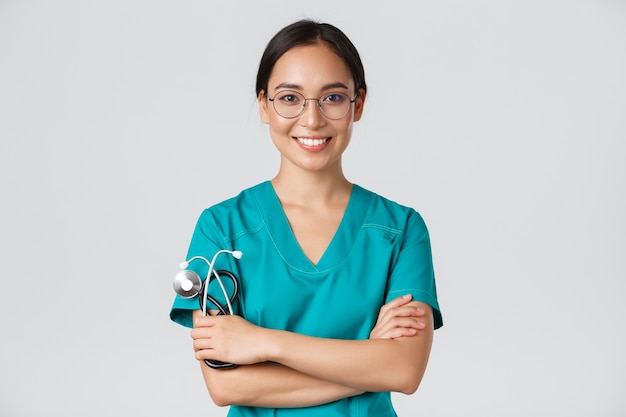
[271,164,352,207]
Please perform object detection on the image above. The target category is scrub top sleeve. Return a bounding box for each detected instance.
[386,211,443,329]
[169,209,229,328]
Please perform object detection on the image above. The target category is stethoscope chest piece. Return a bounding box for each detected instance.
[173,269,202,298]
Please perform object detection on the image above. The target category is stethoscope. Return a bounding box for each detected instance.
[173,249,243,369]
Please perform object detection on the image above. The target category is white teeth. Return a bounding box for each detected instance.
[296,137,328,146]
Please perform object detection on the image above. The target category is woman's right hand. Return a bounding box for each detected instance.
[369,295,427,340]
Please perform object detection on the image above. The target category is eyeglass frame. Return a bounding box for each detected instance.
[267,90,359,120]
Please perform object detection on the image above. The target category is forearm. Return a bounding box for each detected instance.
[268,333,431,394]
[265,303,434,394]
[200,361,363,407]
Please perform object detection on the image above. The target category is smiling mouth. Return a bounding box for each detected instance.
[295,137,330,147]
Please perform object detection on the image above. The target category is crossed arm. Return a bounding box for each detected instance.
[190,295,434,408]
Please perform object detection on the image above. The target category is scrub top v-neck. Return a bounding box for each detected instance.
[252,180,368,272]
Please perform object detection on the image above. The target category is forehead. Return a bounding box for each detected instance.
[268,43,354,91]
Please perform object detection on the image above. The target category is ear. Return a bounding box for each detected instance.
[352,88,366,122]
[258,90,270,124]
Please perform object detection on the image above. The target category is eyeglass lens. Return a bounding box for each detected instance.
[271,91,353,119]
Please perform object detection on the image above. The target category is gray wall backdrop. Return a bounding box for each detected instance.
[1,0,625,416]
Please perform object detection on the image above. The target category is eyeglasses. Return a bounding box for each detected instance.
[268,90,357,120]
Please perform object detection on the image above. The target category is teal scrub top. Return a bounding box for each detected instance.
[170,181,443,417]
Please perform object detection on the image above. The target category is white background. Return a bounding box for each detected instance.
[1,1,625,416]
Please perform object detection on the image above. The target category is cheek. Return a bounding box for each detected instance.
[344,124,353,138]
[268,113,295,133]
[267,119,295,148]
[335,119,353,137]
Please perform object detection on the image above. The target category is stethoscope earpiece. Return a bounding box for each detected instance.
[173,269,203,298]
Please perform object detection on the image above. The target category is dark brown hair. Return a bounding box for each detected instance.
[255,19,367,97]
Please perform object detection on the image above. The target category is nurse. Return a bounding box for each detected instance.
[170,19,443,416]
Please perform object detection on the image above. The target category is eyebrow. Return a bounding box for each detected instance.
[273,82,351,92]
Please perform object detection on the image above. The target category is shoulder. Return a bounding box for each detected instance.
[356,185,428,233]
[195,182,269,239]
[205,182,264,214]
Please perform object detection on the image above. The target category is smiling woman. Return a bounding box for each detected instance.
[169,19,443,416]
[259,42,363,178]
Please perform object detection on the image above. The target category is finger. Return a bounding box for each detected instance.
[193,315,216,328]
[371,325,419,339]
[372,317,426,337]
[377,295,418,320]
[383,317,426,332]
[387,327,418,338]
[376,305,423,328]
[380,294,414,312]
[388,305,424,318]
[195,348,218,362]
[396,317,426,329]
[192,337,214,352]
[394,306,426,319]
[190,327,213,340]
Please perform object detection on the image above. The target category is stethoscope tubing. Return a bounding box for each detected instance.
[200,270,238,316]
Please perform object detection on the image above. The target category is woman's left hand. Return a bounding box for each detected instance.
[191,314,272,366]
[369,295,427,340]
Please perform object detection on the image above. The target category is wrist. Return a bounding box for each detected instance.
[263,328,286,363]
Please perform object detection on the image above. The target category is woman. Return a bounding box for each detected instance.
[170,19,443,416]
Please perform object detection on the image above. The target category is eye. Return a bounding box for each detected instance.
[276,91,302,105]
[322,93,348,104]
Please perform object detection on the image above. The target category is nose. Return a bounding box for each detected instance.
[299,98,325,126]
